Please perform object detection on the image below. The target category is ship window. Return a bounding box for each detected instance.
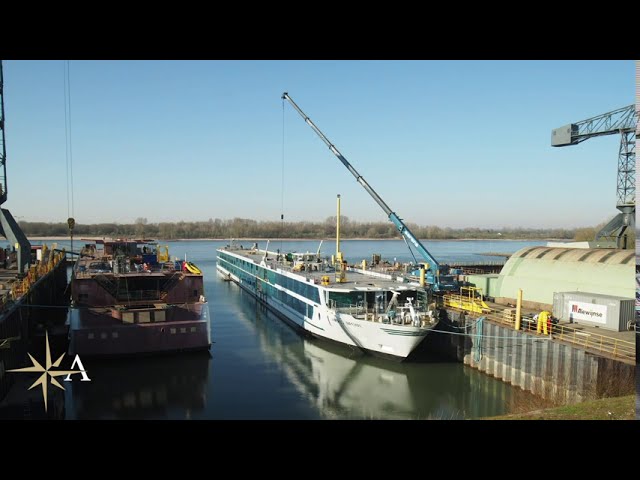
[78,293,89,302]
[89,261,112,272]
[193,289,198,297]
[297,299,304,315]
[329,291,362,307]
[312,288,320,303]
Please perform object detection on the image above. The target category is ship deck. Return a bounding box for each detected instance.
[218,247,423,292]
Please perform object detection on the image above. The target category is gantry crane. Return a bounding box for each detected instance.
[0,61,31,273]
[551,104,636,248]
[282,92,458,292]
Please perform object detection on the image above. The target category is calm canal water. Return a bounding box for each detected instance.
[56,239,551,420]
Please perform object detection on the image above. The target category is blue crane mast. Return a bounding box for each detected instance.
[282,92,458,292]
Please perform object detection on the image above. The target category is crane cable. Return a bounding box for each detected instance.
[280,97,285,255]
[402,236,419,265]
[63,63,70,218]
[63,60,75,219]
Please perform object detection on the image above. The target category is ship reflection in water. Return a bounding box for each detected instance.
[65,285,525,420]
[235,290,518,420]
[65,351,210,420]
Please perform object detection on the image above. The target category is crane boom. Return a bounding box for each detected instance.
[551,104,635,146]
[551,104,636,248]
[282,92,455,291]
[0,61,8,204]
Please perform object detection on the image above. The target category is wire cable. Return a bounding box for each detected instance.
[63,61,75,220]
[402,236,418,265]
[280,97,285,255]
[63,63,70,218]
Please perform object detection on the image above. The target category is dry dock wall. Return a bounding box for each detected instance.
[428,310,634,404]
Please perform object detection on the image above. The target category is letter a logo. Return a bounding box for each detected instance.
[63,355,92,382]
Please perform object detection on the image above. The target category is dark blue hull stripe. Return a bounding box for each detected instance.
[304,320,324,331]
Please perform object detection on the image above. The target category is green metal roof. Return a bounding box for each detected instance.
[491,247,634,304]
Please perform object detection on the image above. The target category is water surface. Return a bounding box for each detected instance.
[59,239,549,419]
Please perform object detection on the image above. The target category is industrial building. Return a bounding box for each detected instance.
[466,246,634,331]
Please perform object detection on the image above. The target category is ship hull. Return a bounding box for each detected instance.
[217,264,429,360]
[68,303,211,358]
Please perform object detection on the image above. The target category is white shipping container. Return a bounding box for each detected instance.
[552,291,635,332]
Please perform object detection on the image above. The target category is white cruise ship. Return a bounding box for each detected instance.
[216,243,437,360]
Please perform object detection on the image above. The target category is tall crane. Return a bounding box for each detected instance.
[282,92,457,292]
[0,61,8,205]
[0,61,31,273]
[551,104,636,248]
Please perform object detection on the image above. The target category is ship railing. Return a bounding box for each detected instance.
[272,261,333,274]
[74,260,177,278]
[75,270,113,278]
[346,267,394,280]
[447,260,506,267]
[334,304,431,325]
[334,304,365,317]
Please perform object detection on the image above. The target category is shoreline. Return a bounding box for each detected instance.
[26,236,569,242]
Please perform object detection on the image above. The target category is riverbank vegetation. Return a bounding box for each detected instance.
[485,394,635,420]
[18,217,632,245]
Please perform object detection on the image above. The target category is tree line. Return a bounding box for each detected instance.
[17,216,593,241]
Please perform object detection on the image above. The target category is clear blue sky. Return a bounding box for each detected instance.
[2,60,634,228]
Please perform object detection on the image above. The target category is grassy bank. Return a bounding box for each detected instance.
[485,395,635,420]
